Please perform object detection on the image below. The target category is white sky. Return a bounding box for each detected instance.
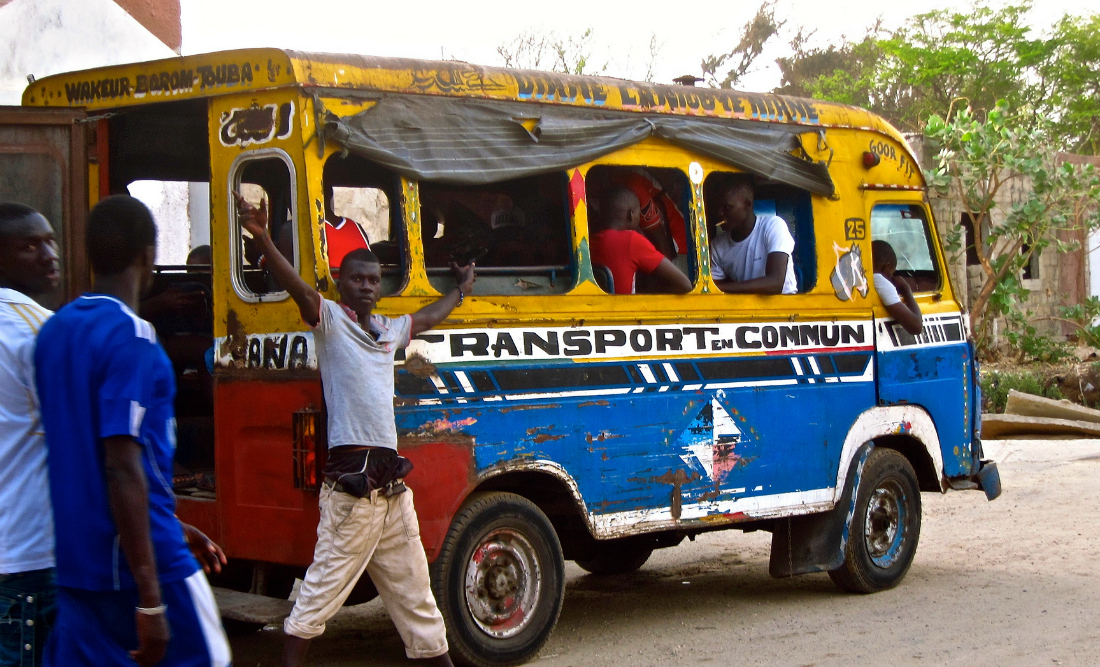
[181,0,1099,92]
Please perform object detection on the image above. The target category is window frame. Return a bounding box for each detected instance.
[869,202,944,294]
[227,147,299,304]
[583,163,697,296]
[417,171,577,296]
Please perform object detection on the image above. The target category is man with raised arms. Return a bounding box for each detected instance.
[235,193,473,667]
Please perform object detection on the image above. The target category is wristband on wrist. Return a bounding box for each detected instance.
[455,287,465,306]
[136,605,167,616]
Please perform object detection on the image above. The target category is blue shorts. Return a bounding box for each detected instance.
[45,571,230,667]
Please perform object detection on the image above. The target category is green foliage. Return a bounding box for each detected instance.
[1043,14,1100,154]
[1058,297,1100,348]
[980,370,1064,413]
[1003,323,1074,363]
[771,1,1098,151]
[496,28,605,76]
[700,2,784,88]
[924,100,1100,351]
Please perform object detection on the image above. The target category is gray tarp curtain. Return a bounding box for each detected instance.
[321,95,834,196]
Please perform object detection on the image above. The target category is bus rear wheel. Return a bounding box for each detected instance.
[431,492,565,667]
[829,448,922,593]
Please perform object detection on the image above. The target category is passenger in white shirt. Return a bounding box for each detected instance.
[872,240,923,336]
[0,202,60,665]
[709,177,797,295]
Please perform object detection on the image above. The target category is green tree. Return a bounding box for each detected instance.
[925,101,1100,352]
[1044,14,1100,154]
[700,1,784,89]
[496,28,605,76]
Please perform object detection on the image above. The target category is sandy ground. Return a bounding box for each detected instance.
[230,438,1100,666]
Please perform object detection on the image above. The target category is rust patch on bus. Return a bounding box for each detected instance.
[403,353,437,378]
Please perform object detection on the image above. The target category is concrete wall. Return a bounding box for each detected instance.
[0,0,176,105]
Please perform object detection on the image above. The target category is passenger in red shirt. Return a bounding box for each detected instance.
[590,189,692,295]
[323,185,370,274]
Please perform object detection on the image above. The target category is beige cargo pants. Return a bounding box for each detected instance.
[283,484,449,659]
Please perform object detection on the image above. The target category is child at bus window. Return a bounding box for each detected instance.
[709,175,797,295]
[590,188,692,295]
[872,239,923,336]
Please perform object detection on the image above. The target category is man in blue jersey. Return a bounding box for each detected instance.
[35,195,230,667]
[0,203,61,667]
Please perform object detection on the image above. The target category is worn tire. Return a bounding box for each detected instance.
[431,492,565,667]
[829,448,922,593]
[575,541,653,575]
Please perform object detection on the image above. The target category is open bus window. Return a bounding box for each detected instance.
[585,166,695,295]
[230,152,298,301]
[871,204,941,293]
[322,154,405,296]
[418,172,573,296]
[127,179,216,479]
[703,172,817,293]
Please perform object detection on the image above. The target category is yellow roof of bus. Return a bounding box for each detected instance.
[22,47,910,150]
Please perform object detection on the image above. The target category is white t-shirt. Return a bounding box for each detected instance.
[710,215,798,294]
[0,288,54,573]
[873,273,902,306]
[313,298,412,450]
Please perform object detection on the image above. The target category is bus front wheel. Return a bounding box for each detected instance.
[431,492,565,667]
[829,448,922,593]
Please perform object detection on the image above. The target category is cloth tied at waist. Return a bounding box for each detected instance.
[324,446,414,498]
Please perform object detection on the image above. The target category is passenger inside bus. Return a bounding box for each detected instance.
[322,154,404,292]
[322,183,370,276]
[589,188,691,295]
[872,239,923,336]
[585,166,695,294]
[708,174,797,295]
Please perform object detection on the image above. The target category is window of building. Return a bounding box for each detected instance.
[230,151,297,301]
[419,172,573,295]
[871,204,942,292]
[702,172,816,293]
[961,213,981,266]
[323,154,406,295]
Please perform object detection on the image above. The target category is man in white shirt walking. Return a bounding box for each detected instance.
[0,203,61,667]
[709,176,798,295]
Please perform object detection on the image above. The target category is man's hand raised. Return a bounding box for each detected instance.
[452,261,475,296]
[234,192,269,240]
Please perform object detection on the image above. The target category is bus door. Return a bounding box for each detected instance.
[0,106,88,307]
[208,91,323,566]
[870,202,974,477]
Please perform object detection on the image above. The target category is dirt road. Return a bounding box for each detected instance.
[230,439,1100,666]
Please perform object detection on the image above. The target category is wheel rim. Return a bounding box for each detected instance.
[464,527,541,639]
[863,478,907,568]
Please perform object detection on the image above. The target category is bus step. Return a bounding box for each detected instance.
[212,586,295,625]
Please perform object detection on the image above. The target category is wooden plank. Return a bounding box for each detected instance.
[982,414,1100,439]
[1005,390,1100,425]
[212,587,294,625]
